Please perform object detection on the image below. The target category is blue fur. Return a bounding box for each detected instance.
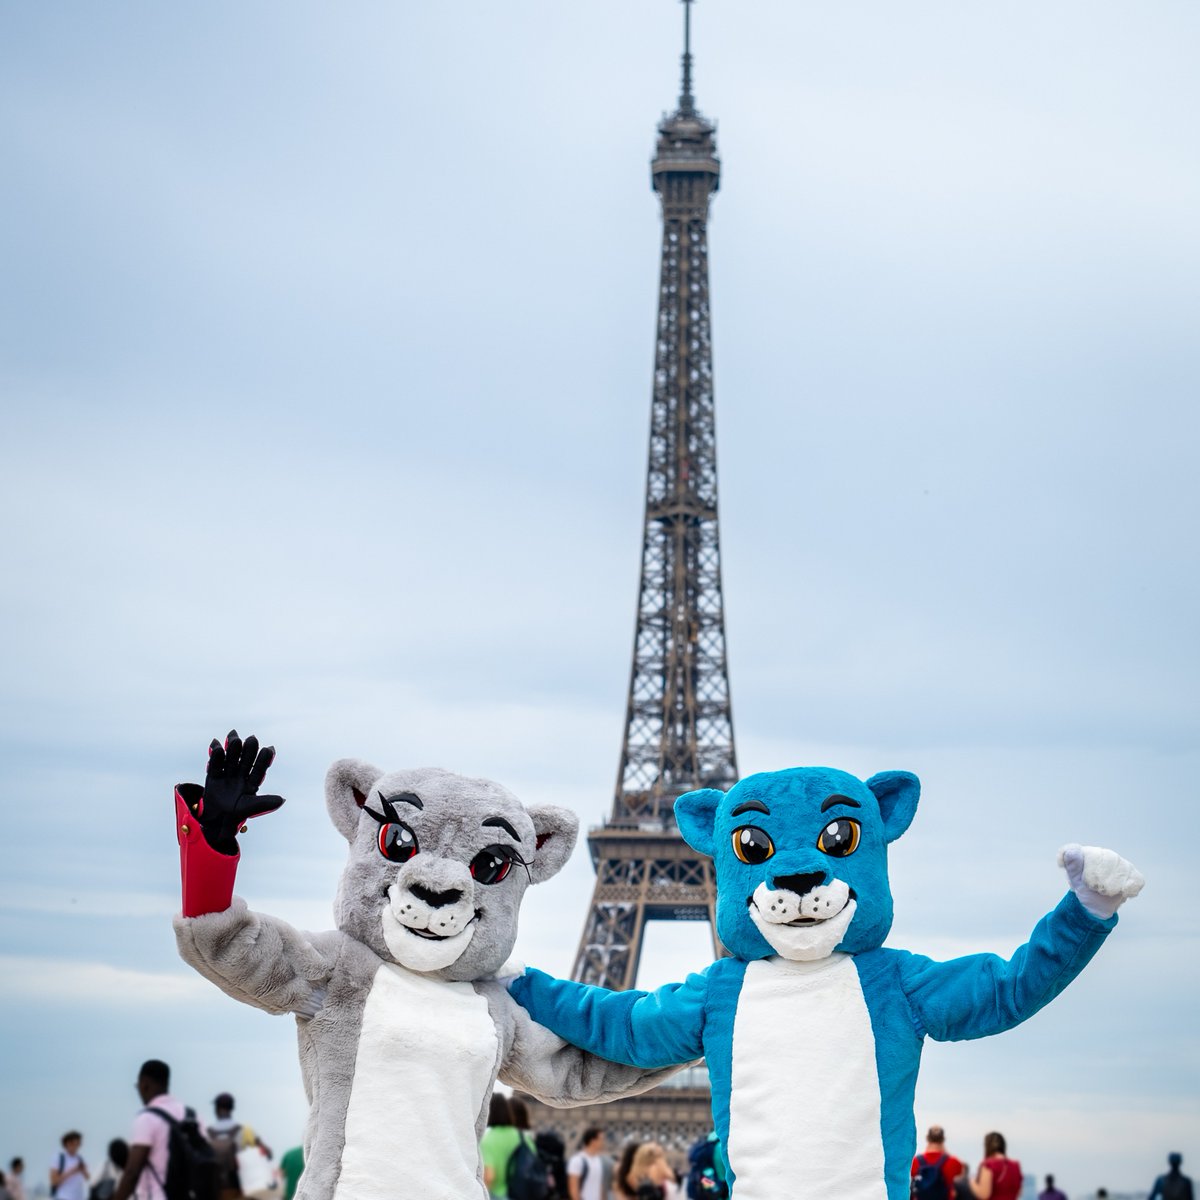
[510,767,1118,1199]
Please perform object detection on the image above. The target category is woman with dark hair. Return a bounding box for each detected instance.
[507,1097,529,1131]
[969,1132,1022,1200]
[614,1142,642,1200]
[91,1141,129,1200]
[481,1094,519,1199]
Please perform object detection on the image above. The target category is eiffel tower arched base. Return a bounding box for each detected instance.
[517,1065,714,1171]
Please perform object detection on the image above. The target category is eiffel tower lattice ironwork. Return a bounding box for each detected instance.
[571,0,737,995]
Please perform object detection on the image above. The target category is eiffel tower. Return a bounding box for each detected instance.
[571,0,735,992]
[522,0,735,1159]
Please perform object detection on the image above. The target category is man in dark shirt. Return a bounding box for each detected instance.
[1149,1153,1194,1200]
[1039,1174,1067,1200]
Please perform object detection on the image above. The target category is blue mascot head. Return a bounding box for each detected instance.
[675,766,920,961]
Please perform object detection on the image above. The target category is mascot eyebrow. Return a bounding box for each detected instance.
[822,793,860,811]
[482,816,522,841]
[362,791,423,824]
[732,799,770,816]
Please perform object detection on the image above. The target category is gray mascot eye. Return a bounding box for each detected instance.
[378,822,419,863]
[470,845,515,885]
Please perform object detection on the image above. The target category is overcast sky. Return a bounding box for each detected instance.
[1,3,1197,1195]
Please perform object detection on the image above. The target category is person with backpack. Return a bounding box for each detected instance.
[111,1059,213,1200]
[685,1132,727,1200]
[50,1132,89,1200]
[206,1094,271,1200]
[1149,1153,1195,1200]
[503,1099,553,1200]
[911,1126,964,1200]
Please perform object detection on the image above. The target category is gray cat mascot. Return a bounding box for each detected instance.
[173,731,673,1200]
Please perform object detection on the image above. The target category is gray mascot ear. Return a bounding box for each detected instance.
[527,805,579,885]
[325,758,387,841]
[675,788,724,858]
[865,771,920,843]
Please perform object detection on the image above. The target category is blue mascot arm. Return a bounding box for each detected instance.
[899,890,1117,1041]
[508,967,707,1069]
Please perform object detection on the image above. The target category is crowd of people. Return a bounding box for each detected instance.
[0,1060,304,1200]
[480,1105,691,1200]
[4,1086,1190,1200]
[909,1125,1194,1200]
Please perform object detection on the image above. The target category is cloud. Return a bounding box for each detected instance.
[0,955,208,1006]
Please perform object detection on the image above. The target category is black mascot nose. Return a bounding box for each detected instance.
[410,883,464,909]
[772,871,826,896]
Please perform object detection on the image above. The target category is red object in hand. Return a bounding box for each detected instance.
[175,783,239,917]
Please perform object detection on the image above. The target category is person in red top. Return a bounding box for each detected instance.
[911,1126,965,1200]
[969,1132,1022,1200]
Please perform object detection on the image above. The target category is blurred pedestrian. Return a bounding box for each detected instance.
[480,1094,520,1199]
[533,1130,567,1200]
[626,1143,679,1200]
[567,1128,612,1200]
[278,1148,303,1200]
[912,1125,965,1200]
[1149,1154,1194,1200]
[614,1142,641,1200]
[1039,1175,1067,1200]
[208,1093,271,1200]
[91,1140,129,1200]
[968,1133,1021,1200]
[7,1160,26,1200]
[112,1058,185,1200]
[50,1132,89,1200]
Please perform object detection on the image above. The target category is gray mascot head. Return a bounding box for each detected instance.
[325,761,578,981]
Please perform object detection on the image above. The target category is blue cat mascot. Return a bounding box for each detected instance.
[509,767,1144,1200]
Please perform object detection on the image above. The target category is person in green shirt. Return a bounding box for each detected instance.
[480,1095,524,1198]
[279,1147,304,1200]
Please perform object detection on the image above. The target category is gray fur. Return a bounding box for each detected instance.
[175,761,677,1200]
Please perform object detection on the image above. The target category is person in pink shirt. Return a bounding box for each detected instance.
[112,1061,187,1200]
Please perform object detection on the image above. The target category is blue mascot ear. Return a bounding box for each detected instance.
[675,788,724,858]
[865,771,920,843]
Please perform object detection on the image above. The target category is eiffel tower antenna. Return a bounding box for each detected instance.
[570,0,732,994]
[680,0,696,113]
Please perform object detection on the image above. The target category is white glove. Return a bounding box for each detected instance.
[1057,843,1145,919]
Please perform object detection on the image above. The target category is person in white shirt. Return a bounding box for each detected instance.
[112,1060,187,1200]
[7,1158,27,1200]
[568,1128,612,1200]
[50,1133,88,1200]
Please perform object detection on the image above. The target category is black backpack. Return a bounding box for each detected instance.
[507,1135,551,1200]
[142,1107,218,1200]
[912,1154,949,1200]
[206,1123,242,1192]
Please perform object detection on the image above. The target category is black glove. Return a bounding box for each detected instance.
[197,729,285,854]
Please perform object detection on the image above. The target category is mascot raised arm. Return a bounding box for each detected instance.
[173,731,676,1200]
[509,766,1144,1200]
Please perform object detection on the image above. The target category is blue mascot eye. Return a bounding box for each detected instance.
[470,845,514,885]
[817,818,861,858]
[731,825,775,865]
[378,822,419,863]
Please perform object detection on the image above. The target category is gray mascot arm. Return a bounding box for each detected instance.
[488,985,684,1106]
[175,902,340,1018]
[482,803,685,1104]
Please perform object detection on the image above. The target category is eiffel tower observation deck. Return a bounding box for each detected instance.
[571,0,737,996]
